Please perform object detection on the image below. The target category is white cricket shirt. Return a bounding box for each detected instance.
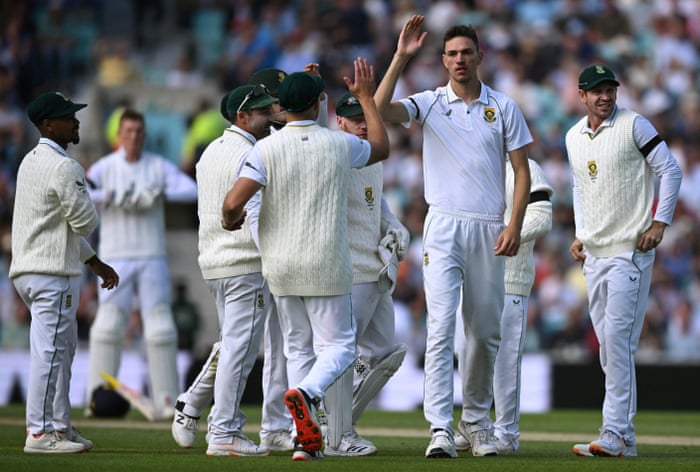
[399,81,532,217]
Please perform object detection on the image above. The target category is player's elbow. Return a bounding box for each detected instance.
[368,145,390,165]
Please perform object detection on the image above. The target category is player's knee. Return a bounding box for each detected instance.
[143,304,177,344]
[90,303,127,342]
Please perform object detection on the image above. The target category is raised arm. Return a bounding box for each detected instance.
[375,14,428,123]
[345,57,389,166]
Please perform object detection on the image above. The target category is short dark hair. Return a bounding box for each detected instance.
[443,25,480,52]
[119,108,145,125]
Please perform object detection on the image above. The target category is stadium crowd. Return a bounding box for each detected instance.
[1,0,700,365]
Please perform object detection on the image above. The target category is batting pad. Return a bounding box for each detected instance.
[324,367,354,449]
[180,341,220,415]
[143,304,179,418]
[352,344,407,424]
[86,303,125,404]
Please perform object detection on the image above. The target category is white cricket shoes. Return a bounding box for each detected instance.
[206,432,269,457]
[457,421,498,457]
[425,430,457,458]
[572,442,594,456]
[260,429,295,451]
[325,430,377,456]
[574,430,638,457]
[60,427,93,451]
[495,436,517,455]
[171,397,200,448]
[454,432,471,452]
[172,412,199,448]
[24,430,86,454]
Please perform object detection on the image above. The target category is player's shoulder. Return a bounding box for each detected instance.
[140,150,168,162]
[54,155,87,181]
[482,84,518,109]
[527,159,553,194]
[92,149,120,165]
[408,86,444,103]
[565,115,588,138]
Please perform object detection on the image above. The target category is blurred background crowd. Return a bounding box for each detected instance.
[1,0,700,367]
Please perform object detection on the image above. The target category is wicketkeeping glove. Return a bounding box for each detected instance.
[381,226,410,261]
[377,243,399,294]
[132,186,163,211]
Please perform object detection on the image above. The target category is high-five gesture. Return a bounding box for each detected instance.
[397,15,428,57]
[344,57,375,101]
[344,57,388,166]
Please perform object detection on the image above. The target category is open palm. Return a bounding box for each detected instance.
[397,15,428,56]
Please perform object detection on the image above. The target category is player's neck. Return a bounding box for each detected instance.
[451,78,481,104]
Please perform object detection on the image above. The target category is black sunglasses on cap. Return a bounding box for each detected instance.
[237,84,271,114]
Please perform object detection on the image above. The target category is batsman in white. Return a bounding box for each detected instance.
[222,59,390,461]
[454,157,552,455]
[322,92,409,457]
[84,109,197,419]
[566,64,682,457]
[375,15,532,458]
[11,92,119,453]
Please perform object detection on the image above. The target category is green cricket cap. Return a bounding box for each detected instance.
[27,91,87,126]
[578,64,620,91]
[248,68,288,97]
[278,72,325,113]
[225,84,278,118]
[335,92,363,118]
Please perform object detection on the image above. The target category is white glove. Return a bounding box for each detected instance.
[377,242,399,294]
[132,186,163,211]
[386,226,410,261]
[114,183,137,211]
[116,193,137,211]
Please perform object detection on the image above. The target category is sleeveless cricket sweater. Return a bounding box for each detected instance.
[504,159,552,296]
[196,129,261,279]
[566,108,654,257]
[10,143,99,278]
[348,163,384,284]
[257,123,353,296]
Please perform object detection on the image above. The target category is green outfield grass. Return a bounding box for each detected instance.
[2,405,700,471]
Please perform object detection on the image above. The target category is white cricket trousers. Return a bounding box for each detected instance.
[455,293,528,445]
[583,249,654,445]
[423,207,504,433]
[492,294,528,443]
[260,296,293,436]
[276,294,356,401]
[14,274,81,435]
[207,273,268,442]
